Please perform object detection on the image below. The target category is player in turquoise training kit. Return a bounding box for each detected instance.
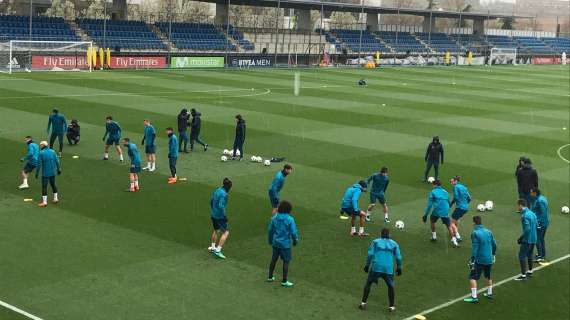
[340,180,369,236]
[166,127,178,184]
[47,108,67,155]
[36,141,61,207]
[267,200,299,287]
[423,179,454,244]
[142,119,157,172]
[515,199,538,281]
[268,164,293,214]
[359,228,402,312]
[463,215,497,303]
[19,136,39,190]
[103,116,124,161]
[450,176,472,246]
[209,178,232,259]
[123,138,141,192]
[366,166,390,223]
[530,188,549,263]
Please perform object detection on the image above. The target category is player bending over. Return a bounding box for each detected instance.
[366,166,390,223]
[47,108,67,155]
[103,116,124,161]
[268,164,293,214]
[19,136,39,190]
[360,228,402,312]
[463,215,497,303]
[166,127,178,184]
[66,119,80,145]
[340,180,369,236]
[515,199,538,281]
[422,180,455,245]
[209,178,232,259]
[450,176,471,245]
[36,141,61,207]
[267,200,299,287]
[142,119,157,172]
[123,138,141,192]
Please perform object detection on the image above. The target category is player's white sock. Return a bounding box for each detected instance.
[359,227,364,234]
[144,162,151,169]
[151,162,156,170]
[471,288,477,299]
[134,180,139,188]
[351,227,356,234]
[210,242,216,249]
[104,152,109,159]
[23,178,28,185]
[42,195,47,204]
[216,246,222,252]
[432,232,437,239]
[130,182,135,190]
[119,154,124,161]
[456,232,461,240]
[384,212,389,219]
[53,193,58,201]
[487,286,492,295]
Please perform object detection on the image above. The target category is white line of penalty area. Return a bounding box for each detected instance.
[0,299,44,320]
[402,253,570,320]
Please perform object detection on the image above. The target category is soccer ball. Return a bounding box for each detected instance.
[222,149,230,155]
[562,206,570,214]
[395,220,405,230]
[485,201,494,211]
[250,155,257,162]
[477,204,486,212]
[233,150,241,156]
[427,177,435,183]
[220,155,228,162]
[264,159,271,166]
[256,157,263,163]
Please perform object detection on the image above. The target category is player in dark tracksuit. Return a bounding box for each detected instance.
[190,108,208,152]
[516,158,538,207]
[232,114,246,160]
[423,136,444,182]
[47,108,67,154]
[177,108,190,153]
[66,119,80,145]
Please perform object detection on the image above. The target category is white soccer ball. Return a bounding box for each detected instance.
[477,204,486,212]
[562,206,570,214]
[222,149,230,155]
[427,176,436,183]
[256,157,263,163]
[395,220,405,230]
[263,159,271,166]
[485,201,494,211]
[233,150,241,156]
[220,155,228,162]
[250,155,257,162]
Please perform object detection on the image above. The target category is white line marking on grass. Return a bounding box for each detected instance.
[402,254,570,320]
[0,88,271,100]
[0,300,44,320]
[557,144,570,164]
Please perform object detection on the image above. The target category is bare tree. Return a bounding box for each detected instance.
[45,0,76,20]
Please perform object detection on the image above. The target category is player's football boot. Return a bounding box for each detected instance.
[358,303,367,311]
[214,251,226,259]
[38,202,48,208]
[280,281,294,287]
[483,293,493,300]
[266,277,275,282]
[384,217,390,223]
[388,306,396,312]
[358,232,370,237]
[168,177,177,184]
[463,297,479,303]
[18,183,29,190]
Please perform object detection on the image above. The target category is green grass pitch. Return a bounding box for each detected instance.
[0,65,568,320]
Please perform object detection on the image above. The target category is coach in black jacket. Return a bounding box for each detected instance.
[516,158,538,206]
[190,108,208,151]
[423,136,444,182]
[177,108,190,153]
[232,114,246,160]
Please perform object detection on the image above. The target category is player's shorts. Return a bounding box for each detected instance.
[129,165,141,174]
[268,190,279,208]
[430,215,451,227]
[272,246,292,263]
[452,208,468,220]
[518,242,535,260]
[106,136,120,146]
[211,217,229,232]
[23,162,37,173]
[341,207,360,217]
[367,271,394,287]
[369,192,386,205]
[145,145,156,154]
[469,263,492,280]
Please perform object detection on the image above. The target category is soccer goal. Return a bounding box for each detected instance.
[489,47,517,65]
[0,40,93,74]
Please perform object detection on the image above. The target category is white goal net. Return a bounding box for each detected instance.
[489,47,517,65]
[0,40,93,73]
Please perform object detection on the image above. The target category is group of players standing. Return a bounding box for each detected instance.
[18,109,552,313]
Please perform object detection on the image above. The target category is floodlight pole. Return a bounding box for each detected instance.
[358,0,364,60]
[103,0,107,50]
[273,0,281,66]
[225,0,231,66]
[28,0,32,67]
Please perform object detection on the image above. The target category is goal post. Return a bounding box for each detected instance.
[0,40,93,74]
[489,47,517,65]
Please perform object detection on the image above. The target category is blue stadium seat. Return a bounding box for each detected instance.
[154,22,236,51]
[0,15,80,42]
[76,18,166,50]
